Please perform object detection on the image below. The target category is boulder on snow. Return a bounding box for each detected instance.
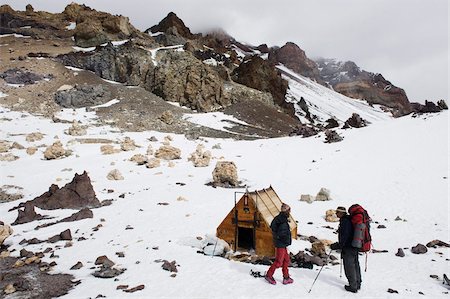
[411,243,428,254]
[26,147,38,155]
[188,144,211,167]
[343,113,367,129]
[12,203,45,225]
[155,145,181,160]
[324,129,343,143]
[44,141,68,160]
[0,223,14,245]
[300,194,315,204]
[325,209,339,222]
[107,169,124,180]
[130,154,147,165]
[66,121,87,136]
[146,157,161,168]
[100,144,120,155]
[26,132,44,142]
[212,161,239,187]
[120,137,137,151]
[426,239,450,248]
[395,248,405,257]
[12,171,100,210]
[315,187,331,201]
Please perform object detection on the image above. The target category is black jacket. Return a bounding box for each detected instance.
[270,212,292,248]
[337,215,354,249]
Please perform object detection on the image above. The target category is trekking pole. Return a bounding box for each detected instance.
[308,249,333,293]
[211,237,219,258]
[339,252,343,278]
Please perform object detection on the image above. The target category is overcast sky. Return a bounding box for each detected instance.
[3,0,448,103]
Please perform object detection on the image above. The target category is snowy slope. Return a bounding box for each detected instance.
[278,65,393,125]
[0,103,448,299]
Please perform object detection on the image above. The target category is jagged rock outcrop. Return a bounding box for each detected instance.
[231,56,294,116]
[146,12,194,45]
[316,58,412,116]
[63,3,147,47]
[410,100,448,114]
[269,42,323,84]
[13,171,100,210]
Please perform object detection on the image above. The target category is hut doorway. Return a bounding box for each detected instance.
[238,227,254,250]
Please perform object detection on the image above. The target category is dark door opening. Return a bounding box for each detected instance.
[237,227,254,250]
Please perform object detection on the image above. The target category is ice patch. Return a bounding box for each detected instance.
[0,33,31,38]
[91,99,120,109]
[0,91,7,98]
[65,66,83,72]
[183,112,251,132]
[72,46,96,52]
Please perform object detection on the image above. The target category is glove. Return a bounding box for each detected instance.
[330,242,340,250]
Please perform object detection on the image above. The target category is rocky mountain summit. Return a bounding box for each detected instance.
[0,4,447,141]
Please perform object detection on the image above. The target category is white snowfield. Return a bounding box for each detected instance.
[278,64,392,124]
[0,101,448,299]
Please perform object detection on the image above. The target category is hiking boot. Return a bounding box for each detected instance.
[265,275,276,285]
[282,277,294,284]
[345,285,358,293]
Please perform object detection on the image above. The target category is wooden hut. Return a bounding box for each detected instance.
[216,186,297,257]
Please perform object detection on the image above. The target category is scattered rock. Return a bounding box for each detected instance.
[395,248,405,257]
[212,161,239,187]
[130,154,147,165]
[315,187,331,201]
[11,142,24,150]
[0,68,47,85]
[377,225,387,229]
[387,288,399,294]
[188,144,211,167]
[4,284,16,294]
[325,209,339,222]
[0,153,19,161]
[100,144,120,155]
[66,121,87,136]
[120,137,137,151]
[44,141,68,160]
[394,216,402,221]
[411,244,428,254]
[430,274,439,279]
[299,194,315,204]
[161,260,178,272]
[343,113,367,129]
[26,147,38,155]
[95,256,115,268]
[116,285,128,290]
[324,129,343,143]
[92,266,125,279]
[123,285,145,293]
[48,229,72,243]
[426,240,450,248]
[146,157,161,168]
[155,145,181,160]
[159,110,174,125]
[26,132,44,142]
[107,169,124,180]
[0,223,14,245]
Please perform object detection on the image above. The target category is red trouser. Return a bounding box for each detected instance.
[267,247,290,278]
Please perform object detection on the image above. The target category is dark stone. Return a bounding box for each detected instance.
[377,225,387,229]
[92,266,125,278]
[95,255,115,268]
[12,171,100,211]
[161,260,178,272]
[324,129,343,143]
[12,202,45,225]
[426,240,450,248]
[308,236,319,243]
[20,248,34,258]
[123,284,145,293]
[55,84,111,108]
[387,288,399,294]
[411,244,428,254]
[325,118,339,129]
[290,124,318,137]
[70,261,83,270]
[0,68,46,85]
[395,248,405,257]
[343,113,367,129]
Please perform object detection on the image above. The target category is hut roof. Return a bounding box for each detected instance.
[246,186,296,231]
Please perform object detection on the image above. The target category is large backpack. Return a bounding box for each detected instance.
[348,204,372,252]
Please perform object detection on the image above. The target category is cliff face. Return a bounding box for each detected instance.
[269,42,324,85]
[316,58,412,116]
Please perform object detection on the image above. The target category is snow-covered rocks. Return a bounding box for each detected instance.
[212,161,239,187]
[130,154,147,165]
[300,187,332,203]
[146,158,161,169]
[107,169,124,180]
